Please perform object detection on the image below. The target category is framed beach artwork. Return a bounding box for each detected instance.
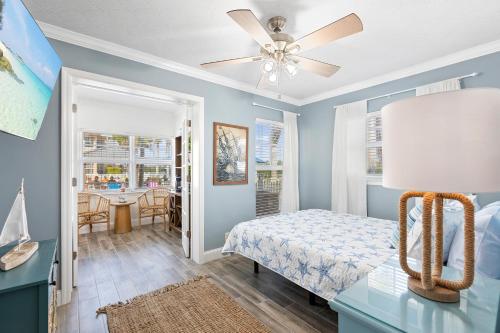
[213,122,248,185]
[0,0,62,140]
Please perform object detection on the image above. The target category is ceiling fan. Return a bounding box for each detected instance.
[201,9,363,88]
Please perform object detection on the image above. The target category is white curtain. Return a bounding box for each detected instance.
[416,78,461,96]
[281,112,299,213]
[331,100,367,216]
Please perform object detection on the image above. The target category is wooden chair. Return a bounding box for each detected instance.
[78,192,91,228]
[153,188,170,231]
[138,190,167,229]
[167,193,176,231]
[78,193,111,233]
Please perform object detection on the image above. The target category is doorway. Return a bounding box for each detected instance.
[60,68,205,305]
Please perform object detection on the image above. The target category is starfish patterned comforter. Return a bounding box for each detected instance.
[221,209,396,300]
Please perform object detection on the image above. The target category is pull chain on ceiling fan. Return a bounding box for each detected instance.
[201,9,363,88]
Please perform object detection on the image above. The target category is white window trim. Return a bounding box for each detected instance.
[130,135,136,191]
[367,175,383,186]
[255,117,283,126]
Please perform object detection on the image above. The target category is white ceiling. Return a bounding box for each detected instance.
[25,0,500,101]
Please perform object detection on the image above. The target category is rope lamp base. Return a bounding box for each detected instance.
[399,191,475,303]
[408,277,459,303]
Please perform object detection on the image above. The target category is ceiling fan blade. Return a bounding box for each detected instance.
[290,56,340,77]
[227,9,276,50]
[287,13,363,53]
[201,55,263,69]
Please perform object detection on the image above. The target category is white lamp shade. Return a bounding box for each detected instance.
[382,88,500,193]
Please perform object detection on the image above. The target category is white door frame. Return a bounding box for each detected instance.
[60,67,205,305]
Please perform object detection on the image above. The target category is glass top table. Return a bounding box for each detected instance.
[329,255,500,333]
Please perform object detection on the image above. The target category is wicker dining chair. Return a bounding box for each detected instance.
[78,193,111,233]
[137,190,168,229]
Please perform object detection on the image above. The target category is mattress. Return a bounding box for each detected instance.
[221,209,396,300]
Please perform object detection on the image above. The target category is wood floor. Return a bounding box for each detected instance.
[56,224,338,333]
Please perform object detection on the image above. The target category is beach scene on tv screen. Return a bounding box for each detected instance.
[0,0,61,140]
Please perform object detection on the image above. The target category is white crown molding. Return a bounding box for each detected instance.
[40,21,500,107]
[39,21,302,106]
[300,38,500,106]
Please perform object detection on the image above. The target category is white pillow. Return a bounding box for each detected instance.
[448,202,500,279]
[407,195,480,263]
[482,201,500,210]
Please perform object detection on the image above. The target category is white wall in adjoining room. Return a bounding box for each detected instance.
[76,97,183,137]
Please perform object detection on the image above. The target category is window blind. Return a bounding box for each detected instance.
[82,132,130,191]
[81,132,173,191]
[82,133,129,161]
[255,119,284,217]
[367,111,383,175]
[135,136,173,189]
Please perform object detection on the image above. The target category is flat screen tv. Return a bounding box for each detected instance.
[0,0,62,140]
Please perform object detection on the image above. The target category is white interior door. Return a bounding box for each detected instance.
[181,108,192,258]
[71,104,79,287]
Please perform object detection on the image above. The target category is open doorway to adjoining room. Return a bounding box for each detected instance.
[60,68,204,306]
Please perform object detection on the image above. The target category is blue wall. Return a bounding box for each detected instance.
[2,37,499,252]
[298,51,500,220]
[0,39,297,251]
[0,84,61,242]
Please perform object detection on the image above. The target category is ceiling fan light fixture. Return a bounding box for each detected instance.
[268,71,278,83]
[262,60,275,73]
[285,63,298,77]
[287,44,301,54]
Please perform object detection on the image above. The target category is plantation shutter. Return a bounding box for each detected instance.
[366,111,383,175]
[82,133,130,161]
[81,133,130,191]
[255,119,284,217]
[135,136,174,188]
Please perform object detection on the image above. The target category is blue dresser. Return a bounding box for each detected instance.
[0,239,58,333]
[329,255,500,333]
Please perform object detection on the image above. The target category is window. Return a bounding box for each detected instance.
[367,111,383,177]
[81,132,173,192]
[135,136,173,189]
[255,119,284,217]
[82,133,130,191]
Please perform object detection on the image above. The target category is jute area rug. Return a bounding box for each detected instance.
[97,275,271,333]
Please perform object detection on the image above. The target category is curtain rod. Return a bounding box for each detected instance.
[361,72,480,102]
[252,102,301,116]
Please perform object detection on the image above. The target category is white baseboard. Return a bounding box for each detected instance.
[201,247,226,263]
[56,290,63,306]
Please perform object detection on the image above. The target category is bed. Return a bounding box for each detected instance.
[221,209,396,301]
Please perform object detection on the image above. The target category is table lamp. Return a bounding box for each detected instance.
[382,88,500,303]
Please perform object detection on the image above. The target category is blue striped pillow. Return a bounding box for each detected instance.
[390,202,422,248]
[390,195,480,250]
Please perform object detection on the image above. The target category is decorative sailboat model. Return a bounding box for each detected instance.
[0,179,38,271]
